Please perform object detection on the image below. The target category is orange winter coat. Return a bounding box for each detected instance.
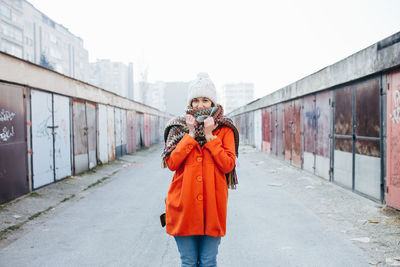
[165,126,236,237]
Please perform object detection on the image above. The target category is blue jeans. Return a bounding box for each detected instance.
[174,235,221,267]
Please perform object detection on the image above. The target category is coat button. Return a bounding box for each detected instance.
[197,194,203,201]
[189,144,193,149]
[196,176,203,182]
[197,157,202,162]
[185,149,190,154]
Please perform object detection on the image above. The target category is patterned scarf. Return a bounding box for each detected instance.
[162,104,239,189]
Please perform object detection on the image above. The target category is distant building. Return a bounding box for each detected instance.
[89,59,134,99]
[134,81,189,115]
[218,83,254,114]
[164,82,190,116]
[0,0,89,82]
[147,81,166,111]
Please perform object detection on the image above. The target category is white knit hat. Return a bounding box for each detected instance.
[187,72,217,105]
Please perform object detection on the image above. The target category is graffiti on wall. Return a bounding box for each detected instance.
[305,107,321,132]
[36,116,52,139]
[0,108,15,142]
[390,90,400,124]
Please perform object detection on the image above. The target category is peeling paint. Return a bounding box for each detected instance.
[389,89,400,124]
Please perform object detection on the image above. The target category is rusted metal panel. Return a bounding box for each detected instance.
[271,105,277,156]
[284,101,292,164]
[261,107,271,154]
[283,100,301,167]
[387,70,400,209]
[31,90,54,188]
[121,109,127,156]
[144,113,151,147]
[107,106,115,161]
[53,94,72,180]
[114,108,122,158]
[0,83,28,203]
[303,94,316,174]
[334,86,353,136]
[315,91,331,179]
[126,110,136,153]
[277,103,285,160]
[356,79,380,138]
[97,104,108,164]
[292,99,302,167]
[72,99,88,174]
[86,102,97,169]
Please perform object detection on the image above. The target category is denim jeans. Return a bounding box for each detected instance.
[174,235,221,267]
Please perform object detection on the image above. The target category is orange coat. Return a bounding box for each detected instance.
[165,126,236,237]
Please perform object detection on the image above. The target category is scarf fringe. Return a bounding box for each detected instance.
[226,167,238,190]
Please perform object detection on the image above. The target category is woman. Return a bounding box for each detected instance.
[162,73,239,267]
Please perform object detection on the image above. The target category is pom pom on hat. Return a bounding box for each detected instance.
[187,72,217,105]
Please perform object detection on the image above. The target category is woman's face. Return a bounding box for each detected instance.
[191,97,213,109]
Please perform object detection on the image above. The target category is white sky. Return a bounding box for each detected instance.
[30,0,400,99]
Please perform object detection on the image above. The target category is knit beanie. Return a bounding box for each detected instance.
[187,72,217,105]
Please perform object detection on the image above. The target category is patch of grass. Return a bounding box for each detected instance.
[0,206,54,240]
[29,192,40,197]
[28,206,53,221]
[84,176,110,191]
[77,168,98,176]
[60,194,76,203]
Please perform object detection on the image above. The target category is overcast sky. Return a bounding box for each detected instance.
[30,0,400,99]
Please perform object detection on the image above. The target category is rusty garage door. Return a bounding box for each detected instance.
[333,77,382,201]
[126,110,136,153]
[0,83,28,203]
[387,69,400,209]
[254,109,262,151]
[314,91,331,180]
[303,94,316,174]
[72,100,97,174]
[262,107,271,154]
[284,100,302,167]
[271,105,277,156]
[277,103,285,160]
[303,91,331,179]
[354,78,381,200]
[333,86,353,189]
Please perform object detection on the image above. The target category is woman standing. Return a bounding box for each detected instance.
[162,73,239,267]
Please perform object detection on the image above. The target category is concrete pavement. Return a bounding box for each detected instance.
[0,144,399,266]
